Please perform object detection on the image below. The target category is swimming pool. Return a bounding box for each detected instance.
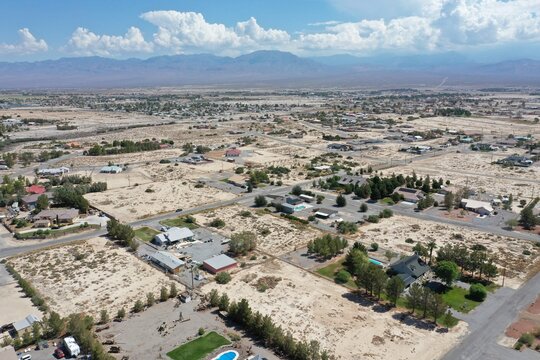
[212,350,239,360]
[369,258,384,266]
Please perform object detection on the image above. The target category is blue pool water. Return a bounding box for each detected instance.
[216,351,238,360]
[369,258,383,266]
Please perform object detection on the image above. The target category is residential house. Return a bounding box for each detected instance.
[327,143,353,151]
[389,254,430,287]
[100,165,123,174]
[149,251,185,274]
[337,175,366,187]
[203,254,237,274]
[25,185,46,195]
[33,208,79,224]
[225,148,241,157]
[314,208,338,219]
[154,227,194,246]
[393,187,425,203]
[37,167,70,176]
[21,192,52,211]
[461,199,494,216]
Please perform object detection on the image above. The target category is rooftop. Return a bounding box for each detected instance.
[203,254,237,270]
[150,251,185,270]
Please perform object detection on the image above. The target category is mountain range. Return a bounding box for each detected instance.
[0,50,539,89]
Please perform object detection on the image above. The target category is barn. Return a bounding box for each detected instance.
[203,254,238,274]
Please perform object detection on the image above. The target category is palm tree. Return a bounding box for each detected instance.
[427,239,437,265]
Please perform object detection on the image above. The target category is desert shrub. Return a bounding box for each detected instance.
[215,272,232,284]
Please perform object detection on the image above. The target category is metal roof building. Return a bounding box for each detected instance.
[153,227,194,245]
[150,251,185,273]
[13,314,40,333]
[203,254,237,274]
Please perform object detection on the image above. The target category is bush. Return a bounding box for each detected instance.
[215,272,232,284]
[405,238,414,244]
[335,270,351,284]
[359,203,368,212]
[518,333,535,347]
[468,283,488,302]
[379,209,393,218]
[370,242,379,251]
[366,215,380,223]
[198,327,206,336]
[209,218,225,228]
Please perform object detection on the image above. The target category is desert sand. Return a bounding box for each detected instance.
[204,259,467,360]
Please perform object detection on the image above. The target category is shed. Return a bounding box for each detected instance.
[149,251,185,273]
[203,254,238,274]
[13,314,40,334]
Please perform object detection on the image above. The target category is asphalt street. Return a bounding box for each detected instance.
[443,272,540,360]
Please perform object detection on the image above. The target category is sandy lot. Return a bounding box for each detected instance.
[204,259,466,360]
[7,238,179,317]
[359,215,539,288]
[193,205,325,256]
[0,279,42,326]
[85,179,236,222]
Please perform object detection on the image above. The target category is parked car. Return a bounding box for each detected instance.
[54,348,65,359]
[175,208,183,213]
[19,354,32,360]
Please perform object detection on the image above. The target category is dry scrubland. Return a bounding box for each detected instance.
[410,115,540,137]
[85,180,236,222]
[7,238,177,317]
[193,205,324,256]
[360,216,539,288]
[205,259,466,360]
[385,162,538,200]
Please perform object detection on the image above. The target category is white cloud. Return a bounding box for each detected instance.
[140,11,290,54]
[66,27,153,56]
[0,28,48,54]
[58,1,540,57]
[301,0,540,53]
[299,17,439,52]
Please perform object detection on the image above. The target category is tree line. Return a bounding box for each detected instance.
[207,290,333,360]
[307,234,348,259]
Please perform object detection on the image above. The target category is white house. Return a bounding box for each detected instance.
[154,227,194,246]
[461,199,494,216]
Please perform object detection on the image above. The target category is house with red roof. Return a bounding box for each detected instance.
[225,148,241,157]
[26,185,46,195]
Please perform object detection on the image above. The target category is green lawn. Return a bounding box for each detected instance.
[159,217,199,229]
[442,287,482,313]
[134,227,160,242]
[316,259,357,289]
[167,332,231,360]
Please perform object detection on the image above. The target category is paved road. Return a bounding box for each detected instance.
[443,271,540,360]
[0,178,313,259]
[313,191,540,242]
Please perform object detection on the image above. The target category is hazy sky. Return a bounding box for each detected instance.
[1,0,540,62]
